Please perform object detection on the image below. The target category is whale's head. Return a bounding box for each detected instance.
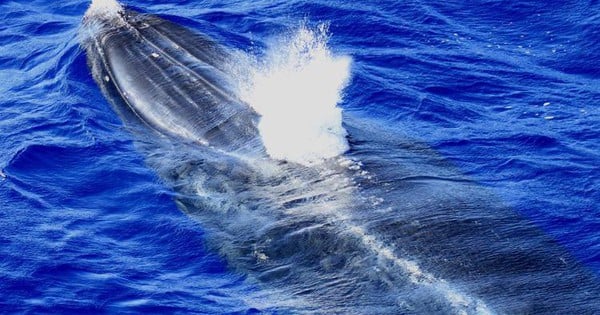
[80,0,126,47]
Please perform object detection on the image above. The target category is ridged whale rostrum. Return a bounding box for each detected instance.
[79,1,600,314]
[81,0,263,154]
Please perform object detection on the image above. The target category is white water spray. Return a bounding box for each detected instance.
[85,0,123,19]
[237,23,351,165]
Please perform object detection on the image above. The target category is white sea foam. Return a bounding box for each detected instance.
[237,23,352,166]
[343,218,493,315]
[84,0,123,19]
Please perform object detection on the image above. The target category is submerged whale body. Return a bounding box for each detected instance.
[80,1,600,314]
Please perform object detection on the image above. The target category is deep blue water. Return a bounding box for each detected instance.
[1,0,599,313]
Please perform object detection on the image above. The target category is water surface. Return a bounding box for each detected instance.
[1,0,599,313]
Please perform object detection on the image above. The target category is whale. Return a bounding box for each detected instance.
[80,1,600,314]
[80,0,264,155]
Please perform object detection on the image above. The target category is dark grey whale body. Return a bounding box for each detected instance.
[80,1,600,314]
[81,4,263,154]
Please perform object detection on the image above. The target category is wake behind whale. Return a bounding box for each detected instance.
[79,0,600,313]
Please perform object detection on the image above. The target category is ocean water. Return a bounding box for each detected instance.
[1,0,599,314]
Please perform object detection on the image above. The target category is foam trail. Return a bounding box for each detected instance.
[314,181,494,315]
[238,24,351,165]
[345,222,493,315]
